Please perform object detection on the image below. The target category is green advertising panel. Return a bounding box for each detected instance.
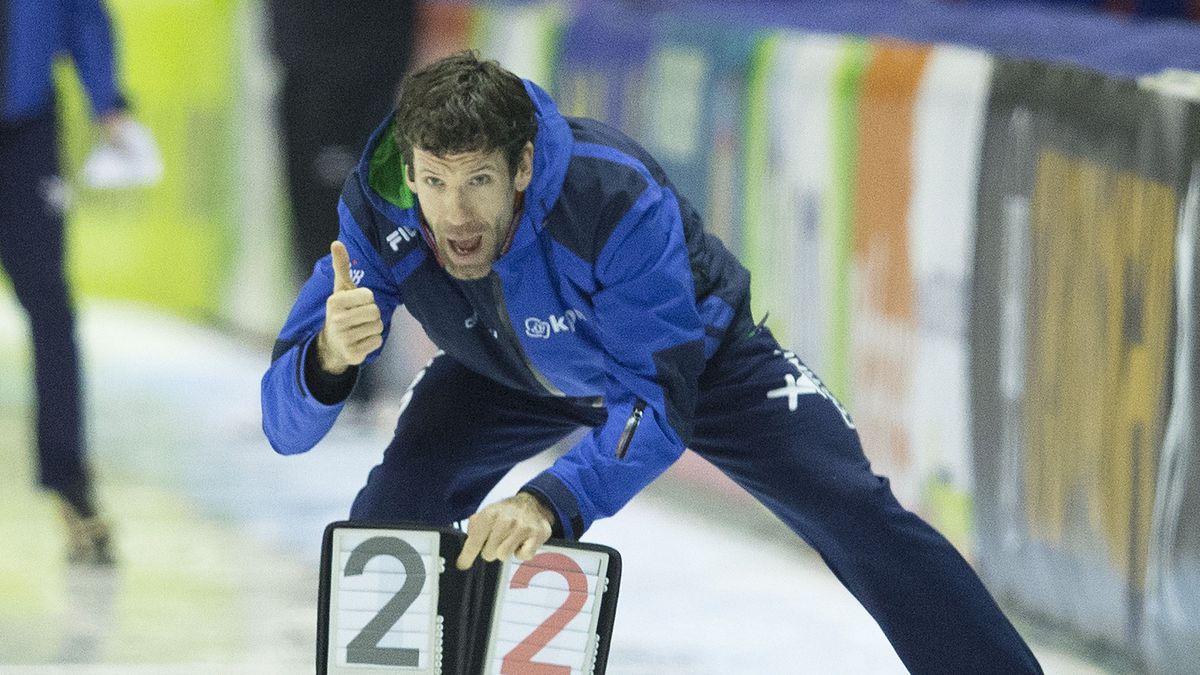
[55,0,239,320]
[742,33,868,400]
[473,0,565,88]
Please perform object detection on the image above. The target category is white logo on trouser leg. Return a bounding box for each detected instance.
[768,350,856,429]
[767,373,820,411]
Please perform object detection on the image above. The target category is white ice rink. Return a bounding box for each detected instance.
[0,300,1116,673]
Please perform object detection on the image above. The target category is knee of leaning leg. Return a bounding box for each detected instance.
[819,472,900,514]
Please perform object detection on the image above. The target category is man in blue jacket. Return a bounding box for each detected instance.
[1,0,139,565]
[262,51,1043,674]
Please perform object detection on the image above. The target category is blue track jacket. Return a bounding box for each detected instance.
[1,0,124,123]
[262,81,752,539]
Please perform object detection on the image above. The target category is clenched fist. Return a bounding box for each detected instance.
[315,241,384,375]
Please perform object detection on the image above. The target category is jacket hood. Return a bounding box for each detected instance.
[516,79,573,236]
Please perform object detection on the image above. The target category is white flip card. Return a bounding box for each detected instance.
[482,546,611,675]
[327,528,443,674]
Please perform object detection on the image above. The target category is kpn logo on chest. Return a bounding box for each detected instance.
[525,308,587,339]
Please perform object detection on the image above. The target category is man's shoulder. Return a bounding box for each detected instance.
[563,117,673,192]
[543,122,667,265]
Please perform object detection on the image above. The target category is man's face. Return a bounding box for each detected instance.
[406,143,533,280]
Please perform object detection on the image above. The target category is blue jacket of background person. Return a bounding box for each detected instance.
[0,0,124,123]
[261,80,753,540]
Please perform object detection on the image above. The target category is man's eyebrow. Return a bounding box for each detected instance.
[466,160,501,173]
[417,158,501,175]
[415,161,447,175]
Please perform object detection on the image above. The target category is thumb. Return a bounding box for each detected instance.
[330,240,355,291]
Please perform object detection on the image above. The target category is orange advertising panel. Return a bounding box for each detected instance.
[412,1,478,68]
[849,42,931,507]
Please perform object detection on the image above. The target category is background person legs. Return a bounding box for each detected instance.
[0,112,112,565]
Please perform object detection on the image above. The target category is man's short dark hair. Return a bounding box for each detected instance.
[394,51,537,177]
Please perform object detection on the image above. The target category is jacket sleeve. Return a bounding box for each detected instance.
[523,183,705,539]
[261,178,403,455]
[65,0,125,117]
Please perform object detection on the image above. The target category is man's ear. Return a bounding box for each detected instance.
[514,142,534,192]
[405,160,418,193]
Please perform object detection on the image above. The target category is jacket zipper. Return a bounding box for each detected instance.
[615,400,646,460]
[490,274,566,397]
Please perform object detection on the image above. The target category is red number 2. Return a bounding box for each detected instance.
[500,552,588,675]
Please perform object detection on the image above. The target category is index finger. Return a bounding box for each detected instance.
[330,240,356,292]
[457,518,491,570]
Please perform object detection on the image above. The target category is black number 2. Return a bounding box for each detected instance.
[343,536,427,666]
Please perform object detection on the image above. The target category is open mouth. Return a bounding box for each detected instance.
[448,235,483,258]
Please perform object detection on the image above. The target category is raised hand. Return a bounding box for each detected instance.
[315,241,383,375]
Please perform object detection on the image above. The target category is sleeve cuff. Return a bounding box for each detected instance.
[302,336,358,405]
[521,473,585,541]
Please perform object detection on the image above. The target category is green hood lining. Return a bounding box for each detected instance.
[368,121,414,211]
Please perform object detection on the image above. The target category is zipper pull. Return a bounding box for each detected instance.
[615,400,646,460]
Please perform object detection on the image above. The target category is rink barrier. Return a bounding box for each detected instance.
[971,58,1195,656]
[1143,134,1200,674]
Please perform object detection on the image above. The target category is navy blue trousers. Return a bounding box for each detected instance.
[351,328,1043,674]
[0,113,89,498]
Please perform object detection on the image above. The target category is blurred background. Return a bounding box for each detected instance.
[2,0,1199,672]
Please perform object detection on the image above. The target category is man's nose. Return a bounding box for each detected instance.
[443,187,471,226]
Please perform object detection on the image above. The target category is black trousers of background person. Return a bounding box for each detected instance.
[269,0,419,280]
[277,72,404,279]
[0,112,90,500]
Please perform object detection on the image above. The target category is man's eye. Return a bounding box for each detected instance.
[424,177,443,187]
[470,175,492,186]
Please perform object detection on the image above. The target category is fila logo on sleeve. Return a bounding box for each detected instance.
[386,226,419,251]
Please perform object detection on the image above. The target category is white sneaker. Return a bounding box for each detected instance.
[58,499,116,566]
